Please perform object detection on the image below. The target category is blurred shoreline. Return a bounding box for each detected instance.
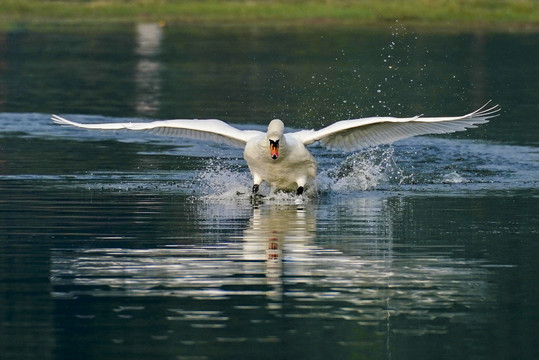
[0,0,537,32]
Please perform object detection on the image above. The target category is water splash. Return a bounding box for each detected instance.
[194,146,411,203]
[442,171,467,184]
[195,158,252,199]
[318,146,408,193]
[196,159,313,206]
[188,135,536,200]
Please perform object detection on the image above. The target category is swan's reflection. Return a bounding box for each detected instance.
[241,205,316,302]
[51,197,490,332]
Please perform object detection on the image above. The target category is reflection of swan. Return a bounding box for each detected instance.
[51,103,499,194]
[241,205,316,301]
[51,198,490,333]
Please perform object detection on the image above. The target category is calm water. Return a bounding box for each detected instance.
[0,23,538,360]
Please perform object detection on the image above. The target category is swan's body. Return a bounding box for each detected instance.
[52,103,499,195]
[244,121,317,192]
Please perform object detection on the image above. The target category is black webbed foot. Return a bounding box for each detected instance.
[251,194,264,205]
[251,184,264,204]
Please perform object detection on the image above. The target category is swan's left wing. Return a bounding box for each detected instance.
[51,115,262,148]
[292,103,500,151]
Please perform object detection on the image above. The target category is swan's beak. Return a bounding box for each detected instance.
[270,140,279,160]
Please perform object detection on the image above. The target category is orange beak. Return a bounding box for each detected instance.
[270,141,279,159]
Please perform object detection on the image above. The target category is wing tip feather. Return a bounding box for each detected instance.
[469,101,501,120]
[51,114,65,124]
[51,114,77,126]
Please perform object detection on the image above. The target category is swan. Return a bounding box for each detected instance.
[52,103,499,195]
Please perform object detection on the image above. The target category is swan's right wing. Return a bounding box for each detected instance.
[292,103,500,151]
[51,115,262,148]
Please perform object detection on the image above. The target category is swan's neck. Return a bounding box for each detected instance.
[266,119,286,159]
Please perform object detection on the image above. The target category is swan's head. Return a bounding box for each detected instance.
[267,119,284,160]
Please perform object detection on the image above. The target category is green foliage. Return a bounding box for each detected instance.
[0,0,537,29]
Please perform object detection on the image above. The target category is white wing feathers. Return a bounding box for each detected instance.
[52,102,499,151]
[51,115,261,148]
[293,103,500,151]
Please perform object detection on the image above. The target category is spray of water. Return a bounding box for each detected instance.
[194,146,410,203]
[195,158,252,199]
[318,146,409,193]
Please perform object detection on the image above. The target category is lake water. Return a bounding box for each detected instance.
[0,23,538,360]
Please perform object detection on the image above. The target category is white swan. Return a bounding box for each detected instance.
[52,103,499,195]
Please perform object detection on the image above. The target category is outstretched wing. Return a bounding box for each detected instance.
[51,115,262,148]
[292,103,500,151]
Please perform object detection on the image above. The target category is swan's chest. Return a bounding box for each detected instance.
[243,139,316,188]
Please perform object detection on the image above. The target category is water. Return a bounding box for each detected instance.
[0,24,538,360]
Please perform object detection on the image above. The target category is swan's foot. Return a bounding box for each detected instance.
[251,184,264,204]
[296,186,304,196]
[251,193,264,205]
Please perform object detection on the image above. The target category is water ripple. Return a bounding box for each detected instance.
[51,201,493,336]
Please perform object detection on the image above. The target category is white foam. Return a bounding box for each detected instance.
[318,147,402,193]
[195,158,252,198]
[194,146,405,202]
[442,171,467,184]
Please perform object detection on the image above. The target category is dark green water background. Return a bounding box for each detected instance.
[0,24,537,360]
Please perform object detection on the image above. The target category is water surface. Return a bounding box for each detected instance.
[0,24,538,360]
